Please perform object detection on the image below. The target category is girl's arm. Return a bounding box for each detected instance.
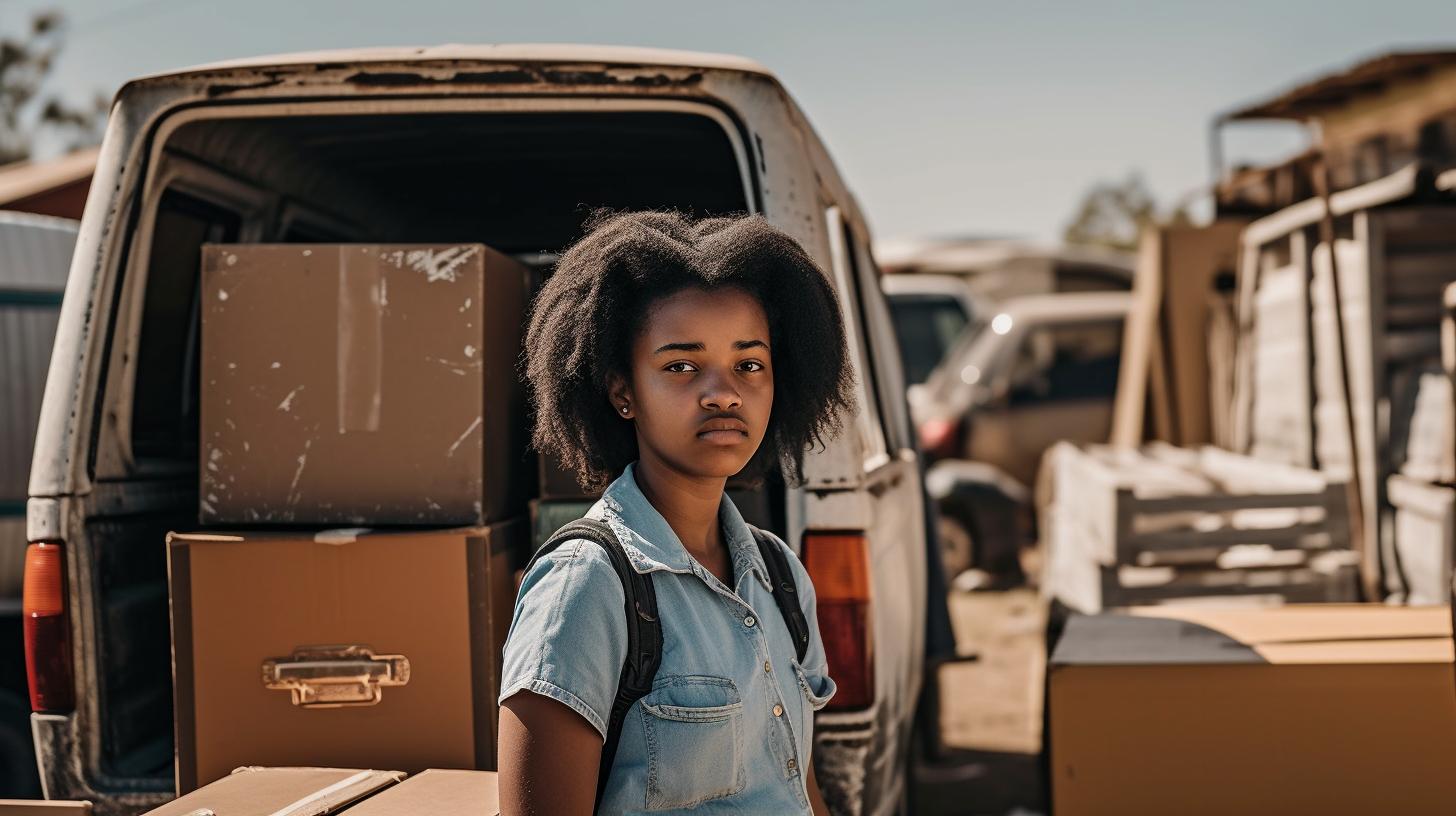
[499,692,603,816]
[807,760,831,816]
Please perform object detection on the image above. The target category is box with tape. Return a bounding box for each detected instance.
[199,244,530,525]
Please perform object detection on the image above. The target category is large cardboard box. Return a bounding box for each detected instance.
[1049,604,1456,815]
[167,522,526,792]
[200,244,530,525]
[140,767,401,816]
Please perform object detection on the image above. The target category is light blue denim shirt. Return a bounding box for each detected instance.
[500,463,836,814]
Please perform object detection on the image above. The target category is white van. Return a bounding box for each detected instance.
[23,46,929,814]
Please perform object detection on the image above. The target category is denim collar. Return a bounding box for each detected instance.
[592,463,772,595]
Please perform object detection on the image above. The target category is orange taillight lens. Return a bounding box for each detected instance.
[802,532,874,711]
[23,541,75,712]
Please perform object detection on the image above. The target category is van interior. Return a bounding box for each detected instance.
[94,109,781,783]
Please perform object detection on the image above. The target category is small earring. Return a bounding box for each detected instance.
[621,406,629,414]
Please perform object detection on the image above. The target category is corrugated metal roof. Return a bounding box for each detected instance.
[0,210,78,290]
[0,147,98,209]
[1,306,62,500]
[1,213,75,501]
[1224,50,1456,122]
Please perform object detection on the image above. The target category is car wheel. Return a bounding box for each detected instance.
[937,513,974,582]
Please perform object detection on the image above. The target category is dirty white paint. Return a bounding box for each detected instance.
[446,416,483,457]
[379,277,389,307]
[303,249,313,257]
[406,245,480,283]
[464,345,476,358]
[289,453,308,492]
[460,297,472,313]
[225,419,236,430]
[200,500,216,515]
[271,362,281,369]
[218,290,229,301]
[314,527,370,544]
[226,253,238,266]
[243,441,249,452]
[228,362,236,369]
[277,386,303,411]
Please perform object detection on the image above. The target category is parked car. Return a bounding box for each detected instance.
[22,46,934,815]
[911,292,1132,486]
[881,273,990,387]
[874,237,1134,302]
[0,210,78,798]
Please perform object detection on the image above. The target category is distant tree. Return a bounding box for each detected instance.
[1063,172,1189,252]
[0,11,106,166]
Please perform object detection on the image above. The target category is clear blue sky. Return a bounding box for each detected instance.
[4,0,1455,240]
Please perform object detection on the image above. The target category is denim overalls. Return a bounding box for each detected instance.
[500,463,837,814]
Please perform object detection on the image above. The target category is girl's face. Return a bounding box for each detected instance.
[615,286,773,482]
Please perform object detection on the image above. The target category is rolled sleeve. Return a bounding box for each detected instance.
[498,540,628,740]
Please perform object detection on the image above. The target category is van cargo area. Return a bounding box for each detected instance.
[84,109,771,789]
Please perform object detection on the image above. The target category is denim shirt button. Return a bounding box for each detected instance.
[773,704,783,717]
[787,759,796,770]
[744,615,756,627]
[764,662,771,673]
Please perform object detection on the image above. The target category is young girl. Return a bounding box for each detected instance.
[499,211,854,816]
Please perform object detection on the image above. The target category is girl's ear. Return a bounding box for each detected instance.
[608,375,634,419]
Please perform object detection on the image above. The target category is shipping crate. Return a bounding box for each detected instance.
[199,244,531,526]
[168,521,525,791]
[1042,442,1357,612]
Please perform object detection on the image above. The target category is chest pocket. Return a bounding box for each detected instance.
[640,676,745,810]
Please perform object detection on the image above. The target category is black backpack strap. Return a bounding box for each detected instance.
[749,525,811,664]
[526,518,662,813]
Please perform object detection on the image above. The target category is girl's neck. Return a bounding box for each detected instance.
[633,458,729,567]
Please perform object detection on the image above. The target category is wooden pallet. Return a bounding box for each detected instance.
[1043,442,1358,612]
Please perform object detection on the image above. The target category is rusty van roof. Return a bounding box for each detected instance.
[133,43,777,85]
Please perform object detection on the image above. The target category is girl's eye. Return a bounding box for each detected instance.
[739,361,766,372]
[665,361,697,373]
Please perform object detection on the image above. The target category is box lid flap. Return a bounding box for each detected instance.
[1050,614,1267,666]
[144,768,402,816]
[1125,604,1452,644]
[341,769,498,816]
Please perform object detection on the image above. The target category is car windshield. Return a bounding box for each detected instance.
[887,293,974,385]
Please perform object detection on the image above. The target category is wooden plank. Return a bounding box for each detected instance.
[1127,490,1333,514]
[1131,523,1338,552]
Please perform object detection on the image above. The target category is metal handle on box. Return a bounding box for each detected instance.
[261,644,410,708]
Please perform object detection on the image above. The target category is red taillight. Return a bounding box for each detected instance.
[24,541,75,713]
[802,532,873,711]
[918,417,962,462]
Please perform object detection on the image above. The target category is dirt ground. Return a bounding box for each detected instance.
[909,585,1050,816]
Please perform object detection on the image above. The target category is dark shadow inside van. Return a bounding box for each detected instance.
[101,109,781,782]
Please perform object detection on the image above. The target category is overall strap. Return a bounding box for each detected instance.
[527,518,663,813]
[749,525,811,664]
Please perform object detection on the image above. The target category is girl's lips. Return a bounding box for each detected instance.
[697,429,750,445]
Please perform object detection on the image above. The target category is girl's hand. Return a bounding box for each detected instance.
[808,760,831,816]
[499,691,603,816]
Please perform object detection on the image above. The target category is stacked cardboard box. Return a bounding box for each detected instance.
[1050,604,1456,815]
[138,766,501,816]
[171,243,534,791]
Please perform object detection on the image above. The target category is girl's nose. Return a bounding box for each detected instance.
[700,370,743,411]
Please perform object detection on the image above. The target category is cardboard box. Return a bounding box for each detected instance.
[345,769,499,816]
[1049,604,1456,815]
[538,450,596,500]
[168,521,526,791]
[141,767,401,816]
[200,244,530,525]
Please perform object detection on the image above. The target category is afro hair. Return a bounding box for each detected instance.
[524,210,856,492]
